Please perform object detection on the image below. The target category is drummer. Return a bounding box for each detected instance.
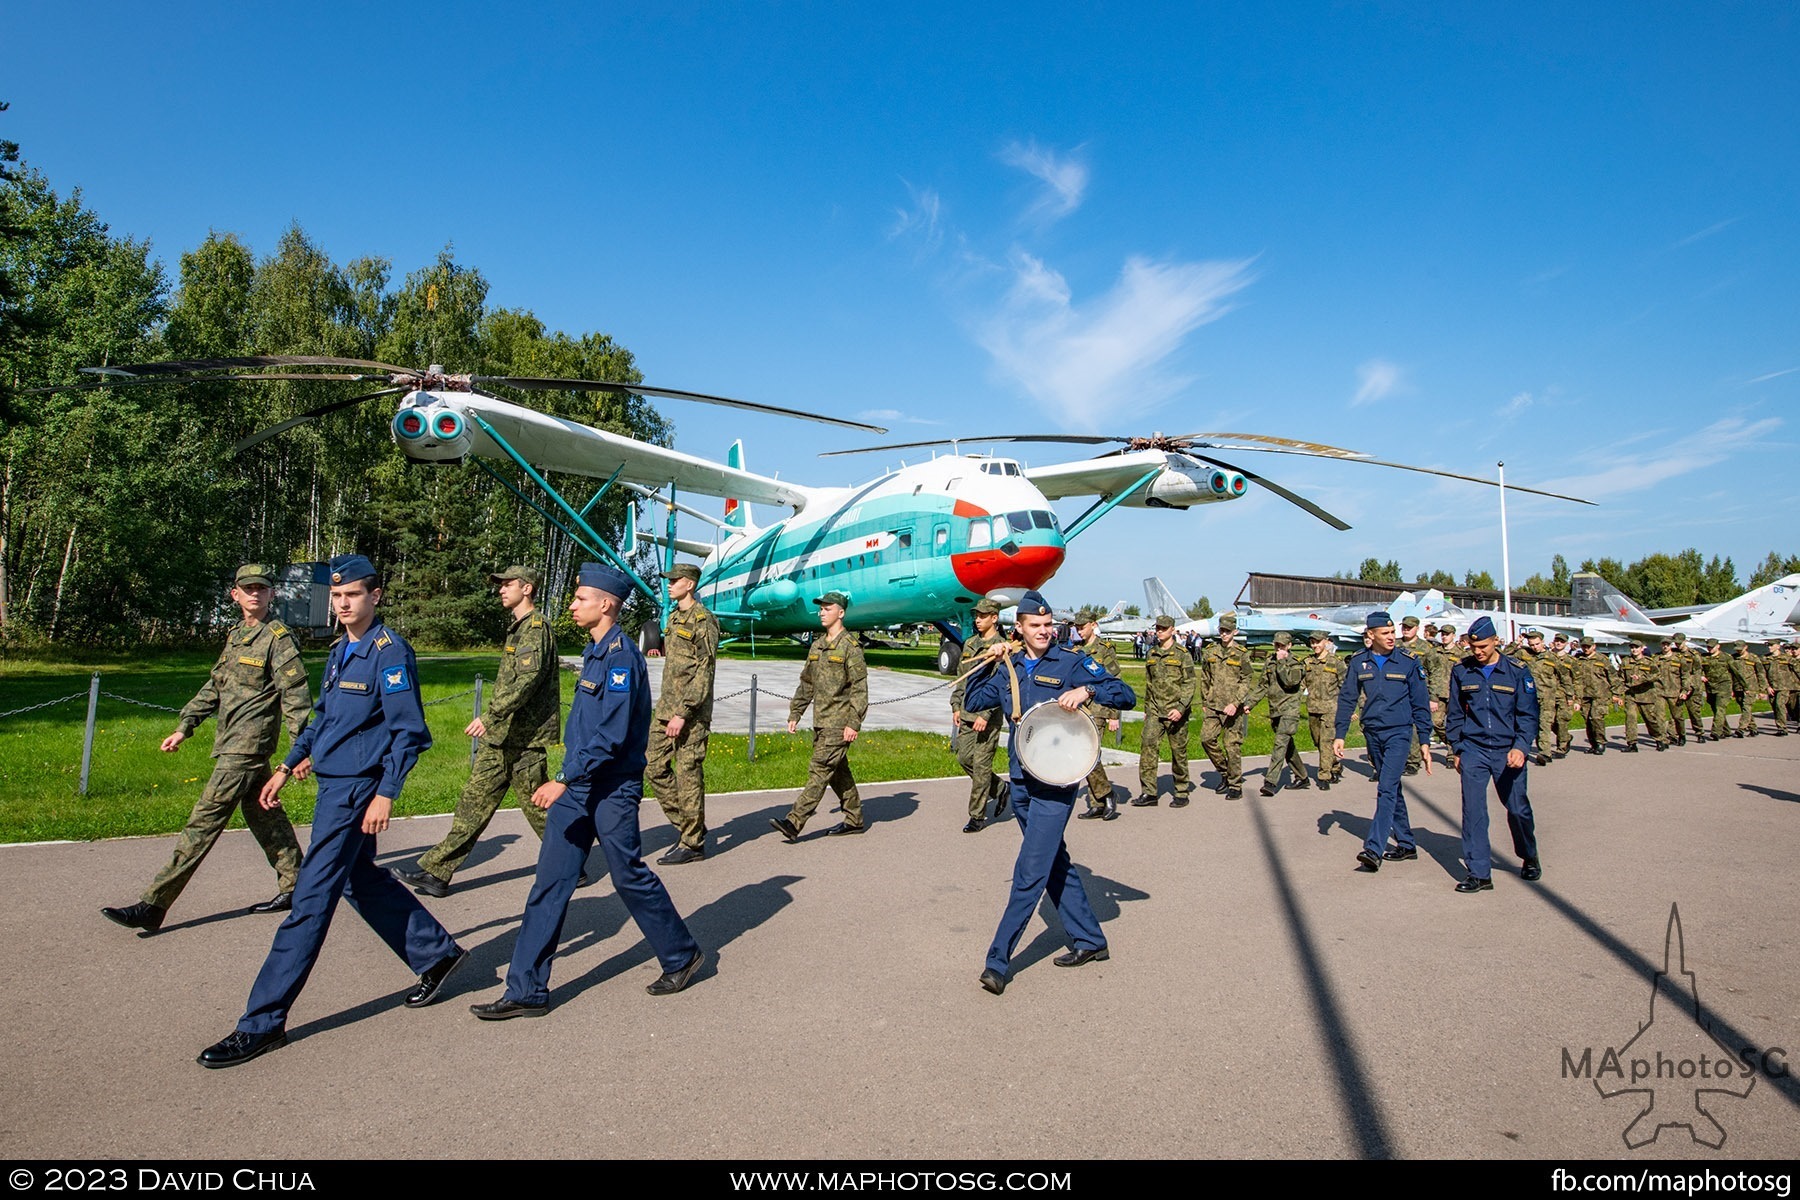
[962,589,1137,996]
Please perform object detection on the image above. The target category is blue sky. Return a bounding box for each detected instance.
[10,3,1797,611]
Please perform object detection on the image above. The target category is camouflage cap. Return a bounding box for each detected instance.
[1155,613,1176,629]
[1579,636,1596,647]
[1525,627,1544,639]
[814,590,851,609]
[1217,612,1238,631]
[489,564,543,588]
[1401,615,1420,629]
[1075,607,1104,625]
[972,598,1002,616]
[1423,623,1438,634]
[1272,630,1293,646]
[661,563,701,583]
[1705,638,1719,648]
[1439,624,1456,635]
[234,562,277,588]
[1308,628,1332,644]
[1552,633,1568,643]
[1671,632,1687,643]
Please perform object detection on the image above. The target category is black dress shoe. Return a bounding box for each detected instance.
[246,892,292,914]
[1355,850,1381,873]
[1170,793,1190,808]
[390,866,450,898]
[1101,804,1119,821]
[1226,787,1243,801]
[1052,946,1110,968]
[1455,875,1494,893]
[1130,794,1158,807]
[1654,742,1666,752]
[1213,783,1229,795]
[825,822,865,836]
[657,844,706,865]
[962,818,985,833]
[1534,753,1551,766]
[647,947,706,996]
[1258,784,1277,797]
[769,817,801,843]
[1403,764,1420,776]
[102,901,165,932]
[575,871,594,888]
[404,948,466,1008]
[1623,743,1639,753]
[1290,778,1312,790]
[1520,858,1542,882]
[1382,846,1418,861]
[978,968,1007,995]
[197,1027,287,1069]
[1076,807,1107,820]
[471,996,549,1020]
[1317,778,1331,791]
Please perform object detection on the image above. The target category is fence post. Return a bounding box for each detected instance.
[471,674,483,768]
[79,671,100,796]
[747,673,757,763]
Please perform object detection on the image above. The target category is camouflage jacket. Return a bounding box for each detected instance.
[1729,653,1763,694]
[1515,645,1561,702]
[655,601,717,723]
[1678,648,1706,694]
[1551,653,1580,701]
[1143,640,1196,717]
[1655,652,1686,699]
[1766,652,1799,692]
[1619,655,1661,696]
[482,609,562,749]
[951,631,1006,724]
[1257,651,1307,718]
[1576,654,1618,704]
[177,618,312,759]
[1079,633,1123,721]
[1700,653,1735,693]
[1198,639,1256,713]
[791,630,868,731]
[1303,652,1347,717]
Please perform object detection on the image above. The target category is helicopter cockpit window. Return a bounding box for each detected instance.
[1031,511,1055,530]
[1005,511,1032,534]
[967,520,992,549]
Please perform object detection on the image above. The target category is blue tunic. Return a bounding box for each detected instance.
[1446,653,1541,880]
[1334,646,1433,859]
[284,622,431,799]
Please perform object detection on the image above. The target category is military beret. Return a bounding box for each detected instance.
[1217,612,1238,631]
[1365,611,1393,630]
[1155,613,1176,629]
[1308,628,1332,644]
[1468,615,1497,641]
[489,564,542,588]
[1580,636,1596,648]
[1272,630,1293,646]
[662,563,701,583]
[973,598,1001,615]
[328,554,376,586]
[1401,615,1420,629]
[815,590,851,609]
[234,562,277,588]
[576,561,632,597]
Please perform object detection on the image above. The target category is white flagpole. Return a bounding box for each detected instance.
[1498,460,1515,643]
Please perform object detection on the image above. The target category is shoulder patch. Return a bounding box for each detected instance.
[268,622,288,638]
[1084,656,1105,676]
[530,617,543,627]
[375,632,393,650]
[607,666,631,693]
[382,665,411,694]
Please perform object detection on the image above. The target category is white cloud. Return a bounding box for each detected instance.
[1670,217,1740,249]
[998,140,1089,225]
[1352,359,1403,406]
[858,408,940,426]
[888,182,943,252]
[1745,366,1798,385]
[973,253,1256,430]
[1536,415,1782,502]
[1503,391,1533,417]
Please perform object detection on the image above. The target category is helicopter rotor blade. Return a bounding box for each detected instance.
[27,372,395,396]
[232,387,408,455]
[1186,452,1354,531]
[1345,457,1596,505]
[472,377,888,434]
[819,433,1121,457]
[1172,431,1372,460]
[84,356,416,377]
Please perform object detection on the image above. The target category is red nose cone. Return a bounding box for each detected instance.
[951,542,1066,595]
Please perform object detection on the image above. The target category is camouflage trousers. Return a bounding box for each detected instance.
[1306,713,1342,781]
[1733,692,1759,736]
[1622,695,1665,746]
[417,742,550,882]
[954,717,1004,819]
[1534,696,1558,755]
[1664,696,1699,740]
[1084,713,1115,809]
[1432,701,1448,745]
[143,754,301,911]
[1200,708,1246,790]
[1704,689,1734,737]
[1140,711,1191,797]
[787,727,861,831]
[1773,689,1796,730]
[647,717,711,851]
[1265,712,1308,788]
[1580,701,1610,750]
[1553,699,1575,753]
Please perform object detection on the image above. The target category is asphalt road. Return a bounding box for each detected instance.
[3,723,1796,1160]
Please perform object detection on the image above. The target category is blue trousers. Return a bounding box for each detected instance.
[505,777,699,1004]
[239,775,459,1035]
[1458,744,1537,878]
[985,777,1105,976]
[1362,727,1416,858]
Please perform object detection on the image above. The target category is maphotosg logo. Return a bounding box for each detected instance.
[1561,903,1787,1149]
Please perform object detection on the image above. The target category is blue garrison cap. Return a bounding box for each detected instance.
[1365,610,1393,630]
[1016,590,1053,617]
[328,554,376,585]
[576,561,632,597]
[1468,615,1498,641]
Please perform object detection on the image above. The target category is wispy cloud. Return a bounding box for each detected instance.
[1671,217,1740,249]
[1745,366,1798,385]
[888,182,943,253]
[998,140,1088,225]
[974,253,1256,429]
[858,408,941,426]
[1502,391,1534,417]
[1352,359,1403,406]
[1536,415,1782,501]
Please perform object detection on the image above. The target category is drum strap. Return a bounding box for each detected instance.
[1006,655,1023,722]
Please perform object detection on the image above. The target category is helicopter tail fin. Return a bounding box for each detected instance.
[723,440,751,530]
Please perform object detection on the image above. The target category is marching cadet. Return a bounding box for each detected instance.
[1785,641,1800,732]
[1672,633,1708,742]
[1729,642,1766,737]
[393,566,564,897]
[1333,612,1433,873]
[1136,614,1196,806]
[1516,629,1560,765]
[1571,637,1618,754]
[1423,623,1452,746]
[1399,616,1432,774]
[199,555,463,1068]
[1258,631,1310,796]
[1548,635,1579,754]
[953,599,1010,831]
[646,564,717,863]
[1198,613,1257,800]
[1618,642,1667,752]
[1074,610,1124,821]
[771,591,869,840]
[1445,615,1541,893]
[1656,640,1690,747]
[1303,629,1346,790]
[1767,640,1798,735]
[103,563,309,934]
[1699,638,1736,740]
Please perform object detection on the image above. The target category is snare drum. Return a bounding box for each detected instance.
[1013,701,1102,787]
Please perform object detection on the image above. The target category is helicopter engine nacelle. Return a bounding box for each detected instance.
[391,399,473,462]
[1126,463,1249,509]
[747,577,801,613]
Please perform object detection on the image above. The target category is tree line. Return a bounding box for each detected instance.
[1340,550,1799,609]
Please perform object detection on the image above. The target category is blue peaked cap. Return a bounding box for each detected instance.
[1468,615,1497,640]
[1365,610,1392,630]
[1017,590,1053,617]
[329,554,376,585]
[576,561,632,597]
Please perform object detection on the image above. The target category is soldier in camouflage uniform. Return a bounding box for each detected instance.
[102,564,310,934]
[1135,614,1195,806]
[645,564,718,863]
[1423,624,1452,745]
[394,566,563,897]
[1257,631,1309,795]
[1699,638,1736,740]
[1671,632,1708,741]
[1516,629,1560,764]
[1572,637,1618,754]
[1303,629,1347,789]
[1767,640,1798,735]
[1549,634,1578,754]
[1729,642,1765,737]
[1073,610,1124,821]
[772,591,869,839]
[953,599,1009,831]
[1199,613,1257,800]
[1618,642,1667,752]
[1784,642,1800,731]
[1656,641,1690,747]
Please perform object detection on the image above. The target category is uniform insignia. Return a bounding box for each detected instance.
[382,665,410,693]
[237,656,266,667]
[828,654,844,663]
[505,644,516,652]
[338,680,370,692]
[1524,679,1536,692]
[375,632,393,650]
[578,678,599,693]
[607,667,631,692]
[530,617,543,627]
[1084,657,1104,676]
[676,627,694,639]
[1492,684,1515,694]
[284,666,300,677]
[1036,675,1061,687]
[269,623,288,638]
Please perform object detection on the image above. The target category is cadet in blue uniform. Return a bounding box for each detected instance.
[962,590,1136,995]
[1445,615,1542,893]
[470,562,703,1020]
[198,555,464,1069]
[1333,611,1433,874]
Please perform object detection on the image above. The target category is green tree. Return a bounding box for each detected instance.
[1463,569,1495,590]
[1698,555,1740,604]
[1748,552,1800,589]
[1186,596,1213,619]
[1355,557,1403,583]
